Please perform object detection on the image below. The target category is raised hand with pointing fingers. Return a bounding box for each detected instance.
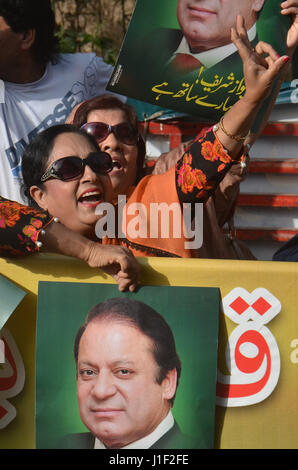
[214,15,290,160]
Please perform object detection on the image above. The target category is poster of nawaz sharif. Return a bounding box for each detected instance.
[107,0,290,127]
[35,283,219,450]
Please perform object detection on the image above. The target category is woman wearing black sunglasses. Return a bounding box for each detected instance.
[69,92,252,260]
[22,125,115,238]
[68,93,146,201]
[20,18,290,259]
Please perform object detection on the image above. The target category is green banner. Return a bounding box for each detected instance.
[107,0,290,128]
[35,282,219,449]
[0,274,26,330]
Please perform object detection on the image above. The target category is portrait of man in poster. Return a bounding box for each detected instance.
[167,0,265,73]
[107,0,287,124]
[35,283,220,450]
[59,298,198,449]
[132,0,265,80]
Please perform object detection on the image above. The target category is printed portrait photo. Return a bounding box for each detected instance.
[35,282,220,449]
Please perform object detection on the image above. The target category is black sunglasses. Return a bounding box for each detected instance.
[81,121,138,145]
[40,152,113,182]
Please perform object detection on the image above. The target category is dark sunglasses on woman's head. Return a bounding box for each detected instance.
[81,122,139,145]
[40,151,113,182]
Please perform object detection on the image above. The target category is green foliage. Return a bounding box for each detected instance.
[51,0,135,65]
[55,26,117,64]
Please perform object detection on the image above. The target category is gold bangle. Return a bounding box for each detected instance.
[218,116,250,142]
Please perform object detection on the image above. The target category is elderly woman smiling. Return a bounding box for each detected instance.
[69,92,252,259]
[22,125,114,240]
[21,17,290,258]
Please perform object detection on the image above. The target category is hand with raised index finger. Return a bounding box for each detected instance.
[231,15,290,105]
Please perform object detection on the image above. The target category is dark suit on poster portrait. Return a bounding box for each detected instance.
[58,421,200,449]
[116,26,259,122]
[56,298,205,450]
[135,27,259,79]
[35,283,220,450]
[110,0,266,120]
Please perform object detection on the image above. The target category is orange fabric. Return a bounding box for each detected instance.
[101,129,238,258]
[123,167,194,257]
[102,167,193,257]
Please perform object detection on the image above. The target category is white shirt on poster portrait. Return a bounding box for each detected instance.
[169,24,257,69]
[94,410,175,449]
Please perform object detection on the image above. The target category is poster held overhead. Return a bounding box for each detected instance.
[107,0,290,130]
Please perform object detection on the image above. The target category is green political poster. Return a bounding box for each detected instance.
[35,282,219,449]
[0,274,26,330]
[107,0,290,128]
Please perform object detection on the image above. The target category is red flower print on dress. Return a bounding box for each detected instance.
[22,218,43,242]
[192,168,207,190]
[177,153,207,194]
[214,141,231,164]
[177,162,195,194]
[0,205,21,228]
[201,141,218,162]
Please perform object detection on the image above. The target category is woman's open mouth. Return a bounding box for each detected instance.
[78,189,103,207]
[110,159,124,174]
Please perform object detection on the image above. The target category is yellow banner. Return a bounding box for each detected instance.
[0,254,297,449]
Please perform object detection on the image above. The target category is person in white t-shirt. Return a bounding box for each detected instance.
[0,0,119,204]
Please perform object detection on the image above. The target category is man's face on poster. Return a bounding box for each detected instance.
[176,0,265,52]
[76,319,177,448]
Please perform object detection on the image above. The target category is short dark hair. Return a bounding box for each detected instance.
[74,298,182,406]
[21,123,100,207]
[72,94,146,184]
[0,0,59,64]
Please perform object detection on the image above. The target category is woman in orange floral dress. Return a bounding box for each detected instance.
[3,16,293,261]
[20,16,291,259]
